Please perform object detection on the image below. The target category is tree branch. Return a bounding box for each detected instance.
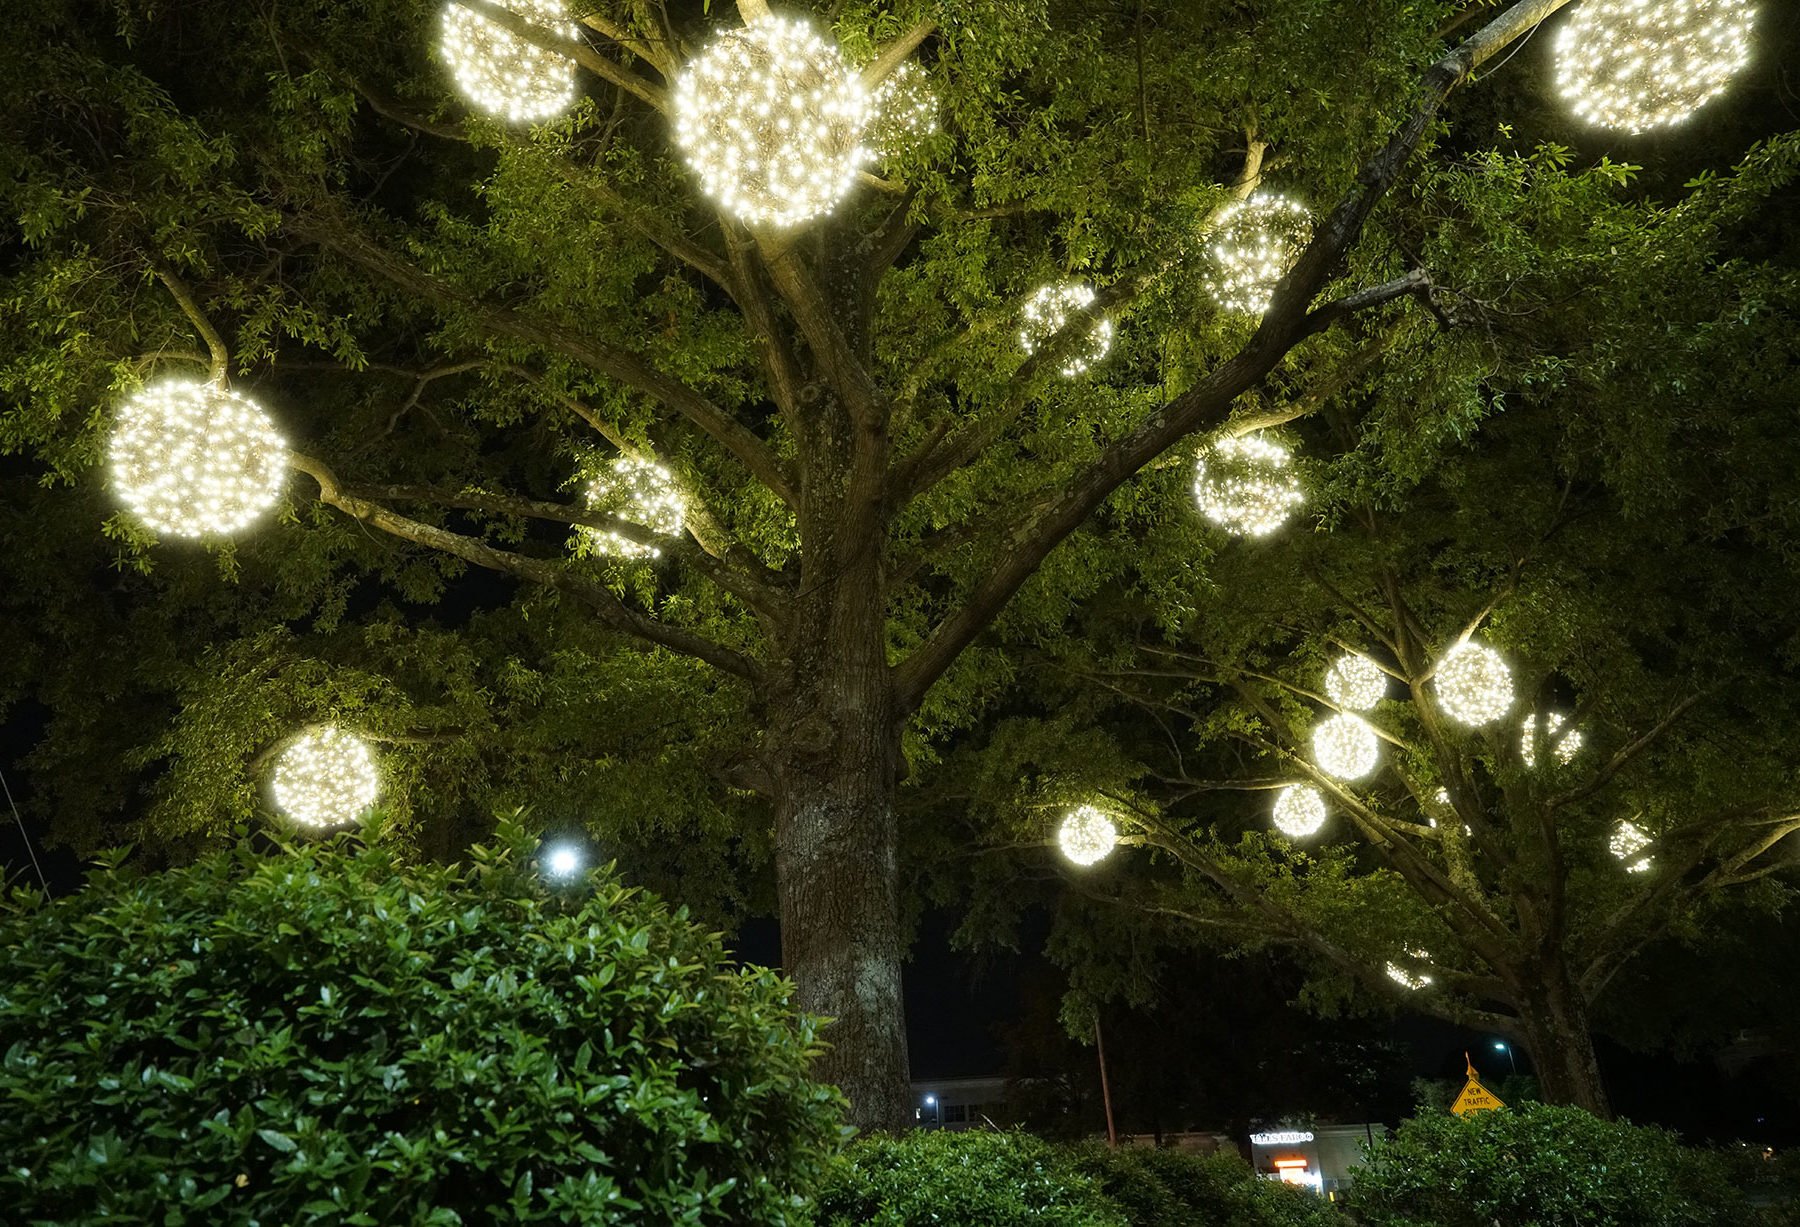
[859,21,937,89]
[149,258,230,382]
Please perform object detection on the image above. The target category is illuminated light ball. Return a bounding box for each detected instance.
[1433,641,1514,727]
[1272,784,1327,839]
[1312,713,1380,781]
[1385,953,1434,991]
[1192,432,1305,537]
[583,456,687,559]
[440,0,579,124]
[672,16,870,227]
[544,842,584,879]
[108,379,287,539]
[1610,820,1654,873]
[1018,281,1114,377]
[1554,0,1755,134]
[1056,805,1118,867]
[866,60,937,159]
[1325,653,1386,711]
[1207,192,1313,316]
[271,726,381,830]
[1521,711,1584,767]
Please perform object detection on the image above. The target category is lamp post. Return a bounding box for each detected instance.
[1493,1040,1517,1074]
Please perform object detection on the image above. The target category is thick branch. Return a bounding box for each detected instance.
[860,21,937,89]
[149,259,230,382]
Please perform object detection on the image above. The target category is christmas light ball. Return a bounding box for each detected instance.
[271,726,381,830]
[1018,281,1114,377]
[1433,642,1514,727]
[1207,192,1313,316]
[1325,653,1386,711]
[672,16,870,227]
[583,456,687,559]
[1272,785,1327,839]
[1385,955,1434,991]
[867,60,936,159]
[1554,0,1755,134]
[1192,432,1305,537]
[108,379,287,539]
[1057,805,1118,867]
[440,0,579,124]
[1610,820,1654,872]
[1313,713,1380,781]
[1521,711,1584,767]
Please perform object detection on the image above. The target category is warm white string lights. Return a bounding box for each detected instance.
[1385,950,1434,991]
[1193,432,1305,537]
[1521,711,1583,767]
[672,16,869,227]
[1610,820,1654,873]
[108,379,287,539]
[1057,805,1118,867]
[1312,713,1380,781]
[440,0,579,123]
[1433,642,1514,727]
[1017,281,1114,377]
[1207,192,1313,316]
[582,456,687,559]
[270,726,382,830]
[867,60,937,159]
[1272,785,1327,839]
[1325,653,1387,711]
[1554,0,1755,134]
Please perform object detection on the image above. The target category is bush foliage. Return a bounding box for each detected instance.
[0,820,843,1225]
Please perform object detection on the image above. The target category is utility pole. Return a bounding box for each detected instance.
[1095,1018,1118,1147]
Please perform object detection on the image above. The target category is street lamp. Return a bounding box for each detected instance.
[543,842,585,880]
[922,1093,940,1128]
[1494,1040,1517,1074]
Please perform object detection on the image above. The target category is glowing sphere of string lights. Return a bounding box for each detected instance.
[440,0,579,123]
[867,60,937,159]
[1313,713,1380,781]
[1057,805,1118,867]
[1521,711,1584,767]
[1610,820,1654,872]
[1272,785,1327,839]
[271,727,381,830]
[583,456,687,559]
[1433,642,1514,727]
[1193,432,1305,537]
[672,17,870,227]
[108,379,286,539]
[1385,954,1434,991]
[1018,281,1114,377]
[1325,653,1386,711]
[1554,0,1755,134]
[1207,192,1313,316]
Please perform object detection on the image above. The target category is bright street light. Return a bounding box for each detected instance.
[544,842,584,879]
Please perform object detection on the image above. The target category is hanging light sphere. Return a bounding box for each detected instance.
[1193,432,1305,537]
[1384,955,1434,991]
[1521,711,1584,767]
[1554,0,1755,134]
[1272,784,1327,839]
[583,456,687,559]
[108,379,287,539]
[1207,192,1313,316]
[440,0,579,124]
[1433,642,1514,727]
[672,16,870,227]
[867,60,937,159]
[1325,653,1387,711]
[1018,281,1114,377]
[1056,805,1118,867]
[271,726,381,830]
[1610,820,1654,873]
[1313,713,1380,781]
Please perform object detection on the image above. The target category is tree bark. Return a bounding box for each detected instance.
[1514,961,1611,1117]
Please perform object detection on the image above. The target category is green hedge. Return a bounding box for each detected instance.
[0,820,843,1225]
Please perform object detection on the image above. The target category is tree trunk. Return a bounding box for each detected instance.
[1515,964,1611,1117]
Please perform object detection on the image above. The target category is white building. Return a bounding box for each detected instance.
[1248,1123,1386,1199]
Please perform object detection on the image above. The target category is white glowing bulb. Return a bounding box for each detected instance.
[672,16,869,226]
[1325,653,1387,711]
[1434,642,1514,727]
[1555,0,1755,134]
[544,843,584,878]
[1207,192,1313,316]
[1521,712,1584,767]
[1610,820,1654,872]
[1313,713,1380,781]
[1057,805,1118,867]
[867,60,936,159]
[1193,432,1305,537]
[271,726,381,830]
[108,379,287,539]
[1272,785,1327,839]
[1018,281,1114,377]
[1385,951,1434,991]
[582,456,687,559]
[440,0,579,123]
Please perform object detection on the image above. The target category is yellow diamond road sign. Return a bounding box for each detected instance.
[1451,1058,1506,1117]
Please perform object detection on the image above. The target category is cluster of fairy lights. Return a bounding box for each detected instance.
[1193,432,1305,537]
[867,60,937,158]
[271,726,382,830]
[440,0,579,124]
[672,17,870,227]
[1611,820,1654,873]
[1018,281,1114,377]
[1433,642,1514,727]
[1273,785,1327,839]
[1554,0,1755,134]
[1325,653,1386,711]
[1208,193,1313,316]
[583,456,687,559]
[108,380,287,539]
[1057,805,1118,866]
[1385,950,1434,991]
[1313,714,1380,781]
[1521,711,1583,767]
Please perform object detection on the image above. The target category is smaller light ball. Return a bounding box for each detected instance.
[440,0,579,124]
[1193,432,1305,537]
[1272,785,1327,839]
[271,726,381,830]
[1312,713,1380,781]
[1385,952,1434,991]
[1434,641,1514,727]
[1554,0,1755,134]
[1018,281,1114,377]
[1610,820,1654,873]
[867,60,937,159]
[1057,804,1118,867]
[109,379,287,539]
[544,843,584,878]
[1325,653,1386,711]
[1207,192,1313,316]
[1521,711,1583,768]
[582,456,687,559]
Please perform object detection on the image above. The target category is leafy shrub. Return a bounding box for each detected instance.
[0,819,843,1225]
[1071,1143,1339,1227]
[1348,1102,1745,1226]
